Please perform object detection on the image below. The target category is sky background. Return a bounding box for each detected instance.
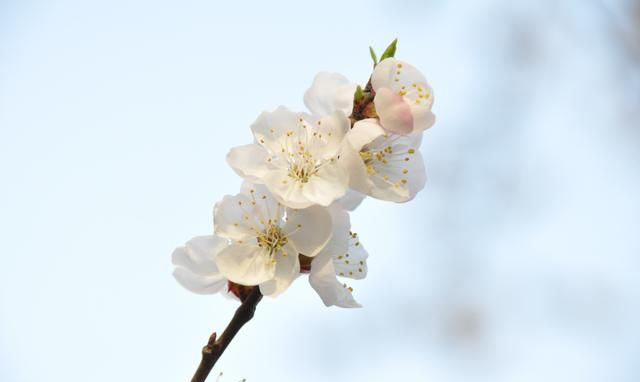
[1,0,639,381]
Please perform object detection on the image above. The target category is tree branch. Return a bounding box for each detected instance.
[191,286,263,382]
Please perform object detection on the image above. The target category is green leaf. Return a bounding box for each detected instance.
[369,46,378,65]
[379,38,398,61]
[354,85,364,102]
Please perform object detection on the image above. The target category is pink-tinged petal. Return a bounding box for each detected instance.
[284,205,333,257]
[215,243,275,286]
[226,144,270,183]
[374,87,414,135]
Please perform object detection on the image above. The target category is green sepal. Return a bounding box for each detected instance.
[379,38,398,61]
[369,46,378,65]
[354,85,364,102]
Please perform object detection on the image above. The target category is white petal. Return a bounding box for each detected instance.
[370,58,398,91]
[371,58,428,94]
[348,119,386,151]
[226,144,270,183]
[239,181,285,222]
[171,235,226,276]
[305,111,350,159]
[258,243,300,297]
[337,189,366,211]
[251,106,304,154]
[333,232,368,280]
[342,120,386,194]
[173,268,228,295]
[284,205,333,257]
[324,204,351,255]
[213,194,256,241]
[309,255,361,308]
[301,163,349,207]
[368,144,426,202]
[264,169,313,209]
[340,141,372,195]
[410,104,436,133]
[215,243,275,286]
[304,72,357,116]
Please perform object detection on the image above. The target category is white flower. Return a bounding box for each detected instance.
[304,72,357,117]
[302,72,372,211]
[371,58,435,135]
[213,183,333,297]
[342,118,426,202]
[309,205,368,308]
[227,106,350,209]
[172,235,229,295]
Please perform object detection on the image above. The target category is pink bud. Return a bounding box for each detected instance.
[373,87,414,135]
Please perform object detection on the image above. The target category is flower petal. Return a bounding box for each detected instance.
[368,143,426,202]
[213,194,256,241]
[258,243,300,297]
[172,268,228,295]
[226,144,270,183]
[251,106,303,154]
[371,58,428,94]
[309,255,361,308]
[284,205,332,257]
[171,235,226,276]
[410,103,436,133]
[303,72,357,116]
[301,163,349,207]
[239,181,285,223]
[340,141,372,195]
[338,189,366,211]
[215,243,275,286]
[370,57,398,90]
[305,111,350,159]
[264,168,313,209]
[333,231,369,280]
[374,87,414,135]
[348,119,386,151]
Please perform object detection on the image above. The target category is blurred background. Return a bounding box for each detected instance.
[1,0,639,381]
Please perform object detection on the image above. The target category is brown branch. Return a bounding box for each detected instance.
[191,286,263,382]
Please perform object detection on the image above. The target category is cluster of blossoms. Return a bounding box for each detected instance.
[172,42,435,308]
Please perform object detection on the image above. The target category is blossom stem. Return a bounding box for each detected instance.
[190,286,263,382]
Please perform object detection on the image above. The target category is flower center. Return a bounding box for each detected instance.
[256,223,288,255]
[359,145,393,175]
[287,149,319,183]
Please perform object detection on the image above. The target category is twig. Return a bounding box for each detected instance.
[191,286,263,382]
